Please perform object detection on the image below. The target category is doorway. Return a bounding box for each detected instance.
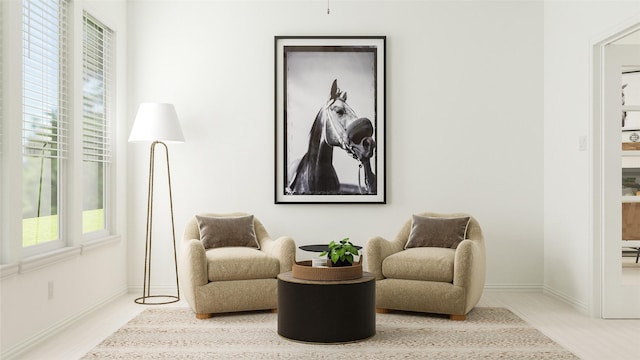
[594,24,640,319]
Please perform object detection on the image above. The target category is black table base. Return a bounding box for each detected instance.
[277,272,375,343]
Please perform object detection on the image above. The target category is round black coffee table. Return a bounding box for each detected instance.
[277,271,376,343]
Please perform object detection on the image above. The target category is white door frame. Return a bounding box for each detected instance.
[591,17,640,318]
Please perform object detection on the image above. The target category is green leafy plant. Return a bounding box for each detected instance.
[320,238,359,266]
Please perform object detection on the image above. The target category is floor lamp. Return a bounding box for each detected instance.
[129,103,185,305]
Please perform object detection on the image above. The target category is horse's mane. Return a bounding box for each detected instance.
[287,108,325,192]
[306,108,326,159]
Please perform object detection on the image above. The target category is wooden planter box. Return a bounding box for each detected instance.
[292,258,363,281]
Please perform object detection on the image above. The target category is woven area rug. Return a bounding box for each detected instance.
[82,307,577,359]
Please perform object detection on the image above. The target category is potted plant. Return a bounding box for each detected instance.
[320,238,359,267]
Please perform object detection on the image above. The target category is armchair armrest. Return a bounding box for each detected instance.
[179,238,208,309]
[453,238,486,311]
[259,235,296,273]
[365,236,404,280]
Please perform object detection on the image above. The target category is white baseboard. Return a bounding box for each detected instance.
[484,284,544,292]
[483,284,589,314]
[127,284,180,295]
[543,285,590,314]
[2,287,128,360]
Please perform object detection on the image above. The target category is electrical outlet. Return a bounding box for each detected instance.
[48,281,54,300]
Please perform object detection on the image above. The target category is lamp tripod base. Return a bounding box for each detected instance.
[135,141,181,306]
[134,295,180,305]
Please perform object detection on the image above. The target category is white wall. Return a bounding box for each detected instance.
[8,0,639,356]
[0,1,128,357]
[126,1,545,291]
[543,1,640,313]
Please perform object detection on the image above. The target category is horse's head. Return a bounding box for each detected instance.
[320,79,376,163]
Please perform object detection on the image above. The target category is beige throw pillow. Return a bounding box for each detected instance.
[196,214,259,250]
[405,215,470,249]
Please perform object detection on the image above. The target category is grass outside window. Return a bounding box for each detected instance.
[22,209,104,246]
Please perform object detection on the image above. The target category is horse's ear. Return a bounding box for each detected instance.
[330,79,338,99]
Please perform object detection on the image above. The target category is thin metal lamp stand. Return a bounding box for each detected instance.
[134,140,180,305]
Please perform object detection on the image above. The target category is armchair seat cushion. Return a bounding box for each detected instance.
[382,247,455,283]
[206,247,280,282]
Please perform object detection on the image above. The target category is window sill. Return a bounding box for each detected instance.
[0,235,121,279]
[81,235,121,254]
[0,263,19,280]
[20,246,82,274]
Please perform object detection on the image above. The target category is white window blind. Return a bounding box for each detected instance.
[83,12,112,163]
[22,0,69,159]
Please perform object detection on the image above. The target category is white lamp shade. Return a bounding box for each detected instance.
[129,103,185,143]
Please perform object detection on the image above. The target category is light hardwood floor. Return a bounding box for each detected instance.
[16,291,640,360]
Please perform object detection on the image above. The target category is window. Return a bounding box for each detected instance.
[22,0,68,251]
[1,0,118,263]
[82,13,113,236]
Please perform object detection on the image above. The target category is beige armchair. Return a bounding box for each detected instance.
[366,212,485,320]
[180,212,296,319]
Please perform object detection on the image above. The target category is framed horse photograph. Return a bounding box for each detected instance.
[274,36,386,204]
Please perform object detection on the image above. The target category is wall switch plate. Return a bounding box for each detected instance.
[579,136,588,151]
[48,281,54,300]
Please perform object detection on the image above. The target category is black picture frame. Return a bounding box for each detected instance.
[274,36,386,204]
[622,70,640,130]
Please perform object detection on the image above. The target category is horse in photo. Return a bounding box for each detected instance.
[287,79,377,195]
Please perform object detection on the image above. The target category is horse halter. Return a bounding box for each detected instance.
[323,92,376,194]
[323,93,361,160]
